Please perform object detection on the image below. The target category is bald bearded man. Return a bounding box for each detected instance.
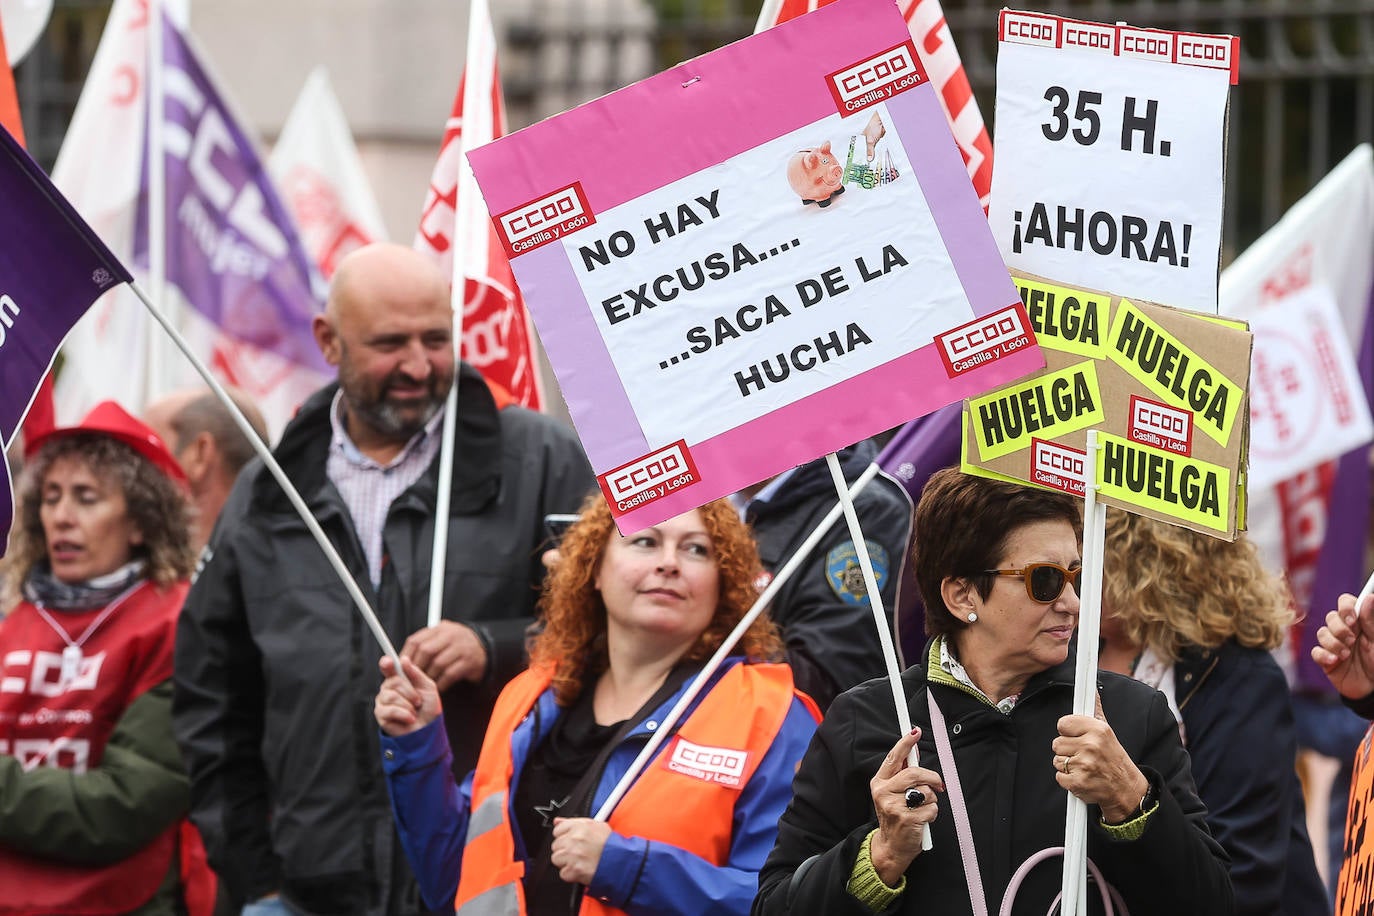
[173,244,593,915]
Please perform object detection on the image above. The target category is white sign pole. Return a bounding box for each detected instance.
[823,452,932,851]
[1062,428,1106,915]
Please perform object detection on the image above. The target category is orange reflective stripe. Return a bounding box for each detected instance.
[455,662,810,916]
[1336,723,1374,916]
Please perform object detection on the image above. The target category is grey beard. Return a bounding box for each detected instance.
[351,395,442,440]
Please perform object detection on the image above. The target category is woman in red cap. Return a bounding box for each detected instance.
[0,401,214,915]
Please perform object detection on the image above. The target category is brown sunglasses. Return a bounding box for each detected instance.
[983,562,1083,603]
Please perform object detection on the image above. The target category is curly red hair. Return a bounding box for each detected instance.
[530,493,782,705]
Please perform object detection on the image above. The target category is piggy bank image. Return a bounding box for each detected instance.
[787,142,846,207]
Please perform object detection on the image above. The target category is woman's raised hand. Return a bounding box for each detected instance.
[374,655,442,737]
[1313,592,1374,701]
[868,728,945,886]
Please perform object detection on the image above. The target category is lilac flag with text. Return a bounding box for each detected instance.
[876,403,962,661]
[133,12,326,374]
[0,123,131,550]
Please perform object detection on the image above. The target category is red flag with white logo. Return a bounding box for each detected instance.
[760,0,993,210]
[415,0,543,409]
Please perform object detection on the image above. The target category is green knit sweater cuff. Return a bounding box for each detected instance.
[847,829,907,912]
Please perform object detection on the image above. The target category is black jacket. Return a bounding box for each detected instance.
[755,647,1233,916]
[172,368,593,914]
[1174,641,1327,916]
[747,441,913,710]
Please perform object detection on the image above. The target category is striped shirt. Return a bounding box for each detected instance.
[326,392,446,586]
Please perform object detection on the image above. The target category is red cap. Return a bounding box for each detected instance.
[24,400,189,487]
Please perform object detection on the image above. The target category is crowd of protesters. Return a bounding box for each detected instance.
[1,242,1369,915]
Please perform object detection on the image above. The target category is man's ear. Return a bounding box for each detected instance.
[941,576,979,617]
[181,431,215,485]
[312,313,341,366]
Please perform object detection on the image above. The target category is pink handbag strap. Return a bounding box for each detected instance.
[926,690,1127,916]
[927,690,991,916]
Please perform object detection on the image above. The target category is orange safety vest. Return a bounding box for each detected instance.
[454,660,813,916]
[1336,721,1374,916]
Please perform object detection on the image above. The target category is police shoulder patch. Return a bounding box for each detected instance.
[825,540,890,605]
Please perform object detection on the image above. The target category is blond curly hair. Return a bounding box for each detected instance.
[1101,508,1294,663]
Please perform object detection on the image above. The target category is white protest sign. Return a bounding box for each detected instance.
[1246,284,1374,490]
[988,11,1237,313]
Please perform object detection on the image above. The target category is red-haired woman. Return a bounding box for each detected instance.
[375,494,818,915]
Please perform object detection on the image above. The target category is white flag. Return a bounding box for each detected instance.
[53,0,329,438]
[270,66,388,279]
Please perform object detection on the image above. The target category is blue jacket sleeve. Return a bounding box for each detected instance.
[379,716,473,911]
[586,697,818,916]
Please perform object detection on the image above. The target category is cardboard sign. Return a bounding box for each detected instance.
[987,11,1237,314]
[962,272,1252,538]
[469,0,1040,531]
[1246,285,1373,489]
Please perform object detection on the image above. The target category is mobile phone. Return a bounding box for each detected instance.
[543,513,580,548]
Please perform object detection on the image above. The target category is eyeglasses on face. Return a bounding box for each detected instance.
[982,562,1083,604]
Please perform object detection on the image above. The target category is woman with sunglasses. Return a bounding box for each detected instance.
[756,468,1231,916]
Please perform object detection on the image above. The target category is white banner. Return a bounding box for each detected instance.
[1218,144,1374,606]
[1247,285,1373,490]
[988,11,1236,313]
[270,66,388,279]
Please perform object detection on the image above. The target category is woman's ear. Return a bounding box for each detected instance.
[941,576,977,616]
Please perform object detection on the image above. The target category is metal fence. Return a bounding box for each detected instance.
[504,0,1374,256]
[14,0,1374,255]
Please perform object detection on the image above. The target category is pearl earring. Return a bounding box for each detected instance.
[967,613,978,624]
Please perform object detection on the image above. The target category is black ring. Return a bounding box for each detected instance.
[904,787,926,809]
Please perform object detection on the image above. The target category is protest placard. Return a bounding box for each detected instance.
[961,271,1252,538]
[469,0,1040,530]
[987,11,1237,314]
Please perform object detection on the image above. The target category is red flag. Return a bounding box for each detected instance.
[1,17,56,446]
[415,0,543,410]
[762,0,993,211]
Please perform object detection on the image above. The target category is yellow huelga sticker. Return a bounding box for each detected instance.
[960,407,1041,485]
[1106,300,1243,448]
[968,360,1104,461]
[1014,277,1110,360]
[1096,431,1231,532]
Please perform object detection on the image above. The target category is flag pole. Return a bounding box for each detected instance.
[427,0,494,629]
[824,451,932,852]
[125,278,408,677]
[754,0,787,32]
[146,0,169,403]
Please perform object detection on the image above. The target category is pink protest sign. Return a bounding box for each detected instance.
[468,0,1041,531]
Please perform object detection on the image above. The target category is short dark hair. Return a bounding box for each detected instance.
[167,391,267,476]
[913,468,1082,638]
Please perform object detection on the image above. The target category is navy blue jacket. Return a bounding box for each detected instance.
[1175,640,1327,916]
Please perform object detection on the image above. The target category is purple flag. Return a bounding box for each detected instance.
[0,124,131,446]
[1299,278,1374,695]
[133,12,327,374]
[0,123,132,553]
[876,403,962,660]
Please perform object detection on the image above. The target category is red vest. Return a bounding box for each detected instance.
[454,661,813,916]
[0,580,212,915]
